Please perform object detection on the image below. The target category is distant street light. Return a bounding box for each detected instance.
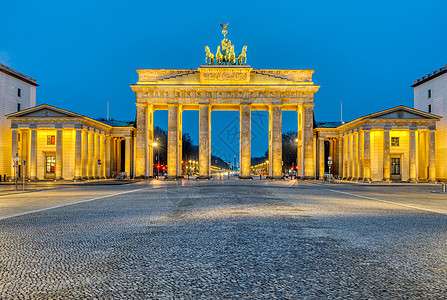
[152,142,159,179]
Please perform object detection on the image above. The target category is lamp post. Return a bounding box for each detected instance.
[152,142,158,179]
[13,154,20,191]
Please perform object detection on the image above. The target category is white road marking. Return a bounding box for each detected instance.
[0,187,148,221]
[323,187,447,216]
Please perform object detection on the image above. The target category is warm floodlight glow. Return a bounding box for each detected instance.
[152,142,158,147]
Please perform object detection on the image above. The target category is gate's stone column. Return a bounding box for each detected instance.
[74,129,82,180]
[147,105,154,178]
[383,129,390,181]
[428,129,436,182]
[240,105,252,179]
[55,128,63,180]
[296,106,303,178]
[302,104,315,179]
[135,104,147,178]
[167,105,180,178]
[177,105,183,177]
[199,105,211,179]
[269,105,282,179]
[409,129,417,182]
[30,128,37,180]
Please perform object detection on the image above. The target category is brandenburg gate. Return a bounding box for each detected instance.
[130,25,320,179]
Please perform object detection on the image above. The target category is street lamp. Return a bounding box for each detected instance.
[152,142,159,179]
[13,153,20,191]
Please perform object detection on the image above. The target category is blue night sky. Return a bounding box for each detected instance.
[1,0,446,159]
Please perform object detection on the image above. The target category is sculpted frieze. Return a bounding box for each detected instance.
[138,88,311,103]
[164,91,173,98]
[202,70,248,81]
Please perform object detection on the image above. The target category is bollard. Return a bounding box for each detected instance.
[443,183,446,193]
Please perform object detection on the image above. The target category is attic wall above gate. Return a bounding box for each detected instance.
[130,66,321,111]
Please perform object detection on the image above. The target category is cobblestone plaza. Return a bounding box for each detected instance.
[0,180,446,298]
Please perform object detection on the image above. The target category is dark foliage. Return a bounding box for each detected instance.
[153,126,229,169]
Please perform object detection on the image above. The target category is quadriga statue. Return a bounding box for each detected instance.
[237,46,247,65]
[205,46,214,65]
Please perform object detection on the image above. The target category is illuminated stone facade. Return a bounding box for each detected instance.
[6,105,135,180]
[413,65,447,181]
[130,65,320,179]
[0,63,37,178]
[315,106,439,182]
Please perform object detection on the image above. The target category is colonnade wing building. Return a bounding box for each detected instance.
[6,104,135,180]
[315,106,439,182]
[130,65,320,179]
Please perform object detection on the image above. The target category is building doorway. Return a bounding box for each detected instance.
[45,154,56,179]
[391,157,401,180]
